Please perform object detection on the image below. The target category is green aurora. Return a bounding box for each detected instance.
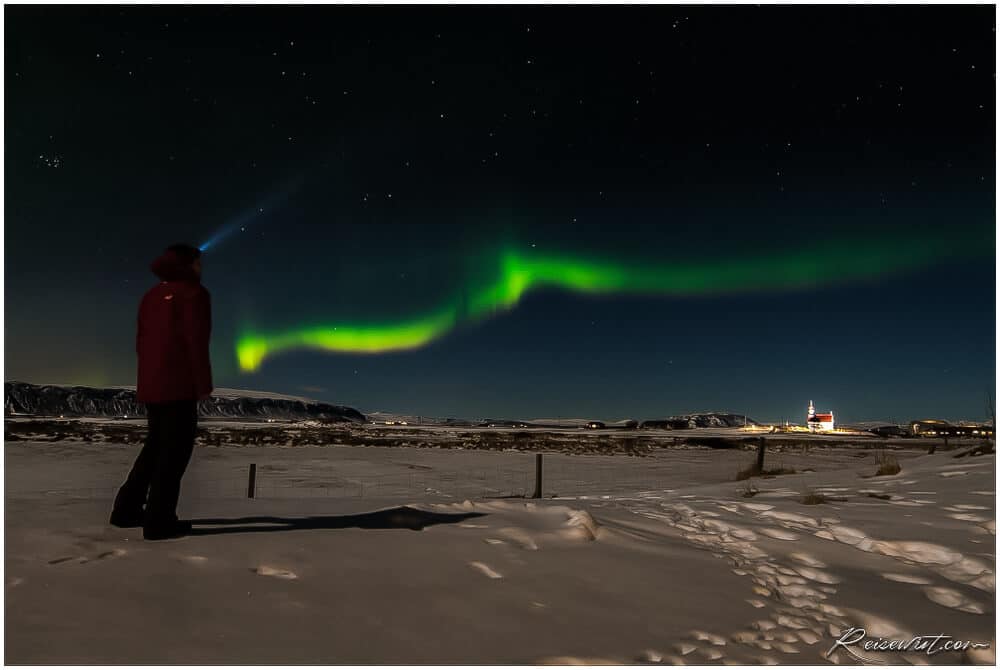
[235,229,990,372]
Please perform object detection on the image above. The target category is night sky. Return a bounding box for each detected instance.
[6,6,995,423]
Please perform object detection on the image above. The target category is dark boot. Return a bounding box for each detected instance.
[109,507,145,528]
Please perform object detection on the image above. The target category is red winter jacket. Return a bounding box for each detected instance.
[136,250,213,404]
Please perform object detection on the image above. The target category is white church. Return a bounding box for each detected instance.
[806,400,835,432]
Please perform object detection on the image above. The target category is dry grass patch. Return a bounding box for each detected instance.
[734,461,797,481]
[801,491,829,505]
[801,490,848,505]
[874,451,901,477]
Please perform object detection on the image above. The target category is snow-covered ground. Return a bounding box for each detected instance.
[4,438,995,664]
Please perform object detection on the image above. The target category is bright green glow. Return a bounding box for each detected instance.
[237,307,459,371]
[236,230,989,371]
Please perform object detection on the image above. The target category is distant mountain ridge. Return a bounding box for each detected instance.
[640,413,757,429]
[4,381,365,423]
[5,383,764,430]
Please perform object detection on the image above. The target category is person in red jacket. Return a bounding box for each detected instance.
[110,243,213,540]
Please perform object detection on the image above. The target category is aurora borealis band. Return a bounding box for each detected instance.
[235,229,987,371]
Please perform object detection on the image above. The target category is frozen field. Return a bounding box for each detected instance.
[4,435,996,664]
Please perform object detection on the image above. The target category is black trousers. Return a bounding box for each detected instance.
[113,400,198,527]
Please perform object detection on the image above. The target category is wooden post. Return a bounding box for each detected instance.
[247,463,257,499]
[756,437,766,473]
[531,453,543,499]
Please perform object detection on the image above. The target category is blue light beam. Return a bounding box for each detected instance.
[199,176,305,252]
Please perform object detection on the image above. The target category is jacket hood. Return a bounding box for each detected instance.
[151,249,199,282]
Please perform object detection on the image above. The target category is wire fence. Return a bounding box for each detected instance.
[8,440,921,503]
[5,454,709,502]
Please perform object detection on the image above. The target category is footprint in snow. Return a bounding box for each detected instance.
[48,548,126,565]
[673,642,697,656]
[788,552,827,568]
[253,565,297,579]
[922,586,986,614]
[177,555,209,565]
[881,572,934,585]
[469,561,502,579]
[758,527,799,541]
[689,630,727,646]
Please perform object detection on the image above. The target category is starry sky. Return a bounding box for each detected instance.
[6,5,995,423]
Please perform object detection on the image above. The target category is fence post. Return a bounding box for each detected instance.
[247,463,257,499]
[531,453,543,499]
[756,438,766,473]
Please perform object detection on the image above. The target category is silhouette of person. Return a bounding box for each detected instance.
[110,243,212,540]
